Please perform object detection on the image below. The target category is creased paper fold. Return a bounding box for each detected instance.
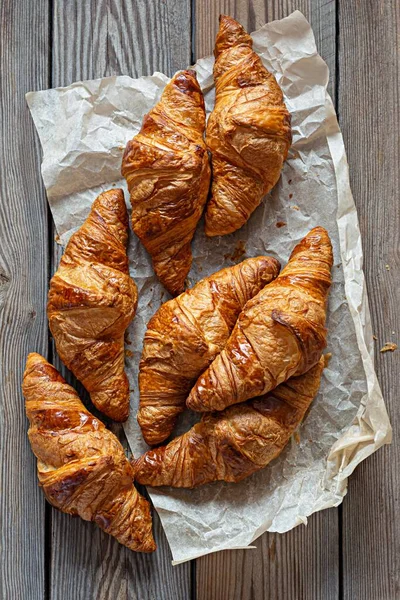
[26,11,391,564]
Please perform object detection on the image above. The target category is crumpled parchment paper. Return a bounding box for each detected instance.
[26,11,391,564]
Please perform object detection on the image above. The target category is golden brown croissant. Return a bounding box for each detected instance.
[122,70,211,296]
[138,256,280,446]
[23,353,155,552]
[48,189,137,422]
[134,356,326,487]
[187,227,333,412]
[205,15,292,236]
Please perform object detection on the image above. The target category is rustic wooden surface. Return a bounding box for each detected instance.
[0,0,398,599]
[0,1,49,599]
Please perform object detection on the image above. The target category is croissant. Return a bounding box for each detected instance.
[122,70,211,296]
[187,227,333,412]
[138,255,280,446]
[48,189,137,422]
[204,15,292,237]
[134,356,326,487]
[23,353,155,552]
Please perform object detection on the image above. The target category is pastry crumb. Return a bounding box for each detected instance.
[125,349,134,358]
[380,342,397,353]
[225,240,246,262]
[372,335,378,341]
[276,221,286,228]
[293,431,301,444]
[289,193,293,199]
[291,205,300,211]
[385,264,390,270]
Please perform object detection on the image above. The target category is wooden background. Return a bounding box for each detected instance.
[0,0,399,598]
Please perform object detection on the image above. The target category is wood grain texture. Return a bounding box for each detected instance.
[194,0,335,96]
[194,2,339,598]
[338,1,400,598]
[50,1,192,599]
[0,0,49,598]
[53,0,191,83]
[197,511,339,600]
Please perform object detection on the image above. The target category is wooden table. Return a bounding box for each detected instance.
[1,1,399,598]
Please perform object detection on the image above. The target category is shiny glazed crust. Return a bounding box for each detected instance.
[23,353,155,552]
[134,356,326,487]
[138,256,281,446]
[122,69,211,296]
[205,15,292,236]
[187,227,333,412]
[47,189,137,422]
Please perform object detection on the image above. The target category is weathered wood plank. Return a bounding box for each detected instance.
[194,1,339,599]
[0,0,49,598]
[50,1,192,598]
[197,512,339,600]
[338,1,400,598]
[53,0,191,85]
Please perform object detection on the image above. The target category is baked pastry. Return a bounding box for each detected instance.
[122,69,211,296]
[48,189,137,422]
[205,15,292,236]
[23,353,155,552]
[134,356,326,487]
[187,227,332,412]
[138,256,280,445]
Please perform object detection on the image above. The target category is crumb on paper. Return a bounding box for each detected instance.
[276,221,286,228]
[289,193,293,199]
[392,331,395,335]
[125,349,134,358]
[373,335,378,341]
[324,352,332,367]
[380,342,397,353]
[293,431,301,444]
[224,240,247,262]
[291,205,300,211]
[288,179,292,185]
[385,264,390,270]
[54,234,62,245]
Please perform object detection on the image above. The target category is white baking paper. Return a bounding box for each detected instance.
[26,11,391,564]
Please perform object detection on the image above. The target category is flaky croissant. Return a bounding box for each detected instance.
[138,256,280,446]
[134,356,326,487]
[23,353,155,552]
[205,15,292,236]
[48,189,137,422]
[122,70,211,296]
[187,227,333,412]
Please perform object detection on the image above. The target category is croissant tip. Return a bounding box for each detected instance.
[95,188,126,211]
[141,539,157,553]
[26,352,45,364]
[25,353,51,373]
[171,70,201,95]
